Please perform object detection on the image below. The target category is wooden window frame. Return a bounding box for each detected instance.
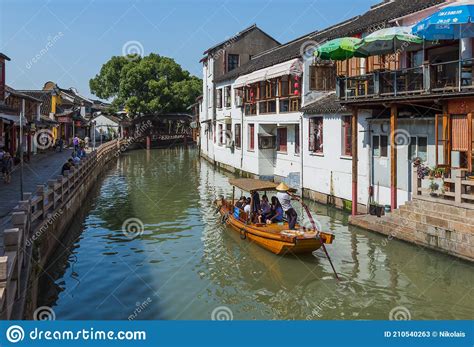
[342,116,352,157]
[277,127,288,153]
[248,123,255,151]
[235,123,241,149]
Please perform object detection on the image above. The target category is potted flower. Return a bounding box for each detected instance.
[429,179,439,197]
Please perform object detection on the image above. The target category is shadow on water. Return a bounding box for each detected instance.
[38,148,474,320]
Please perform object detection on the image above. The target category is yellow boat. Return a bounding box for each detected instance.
[215,178,334,255]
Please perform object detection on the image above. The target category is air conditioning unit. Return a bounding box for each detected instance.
[258,135,276,149]
[235,96,243,107]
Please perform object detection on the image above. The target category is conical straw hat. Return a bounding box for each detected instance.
[276,182,290,192]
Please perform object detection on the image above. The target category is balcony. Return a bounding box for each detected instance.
[337,58,474,101]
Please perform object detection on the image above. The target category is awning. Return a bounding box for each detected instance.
[0,114,27,126]
[234,58,301,88]
[216,117,232,124]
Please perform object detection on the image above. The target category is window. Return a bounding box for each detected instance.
[235,124,241,148]
[309,117,324,153]
[380,135,388,157]
[225,123,232,146]
[373,135,388,157]
[295,124,300,154]
[279,76,289,96]
[309,65,336,91]
[227,54,239,72]
[248,124,255,151]
[218,124,223,145]
[216,89,223,109]
[409,136,427,161]
[342,116,352,156]
[224,86,231,108]
[277,127,287,152]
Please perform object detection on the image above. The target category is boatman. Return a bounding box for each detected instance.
[276,182,297,230]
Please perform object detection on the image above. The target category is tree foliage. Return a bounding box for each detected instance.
[90,53,202,117]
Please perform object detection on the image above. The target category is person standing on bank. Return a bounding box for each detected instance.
[276,182,298,230]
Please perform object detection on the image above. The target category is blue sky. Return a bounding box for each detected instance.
[0,0,379,99]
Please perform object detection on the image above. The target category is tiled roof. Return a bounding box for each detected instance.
[203,24,280,56]
[0,53,11,61]
[5,86,43,103]
[301,93,348,114]
[214,0,445,83]
[16,90,53,115]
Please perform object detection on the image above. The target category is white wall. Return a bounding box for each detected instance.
[302,111,371,207]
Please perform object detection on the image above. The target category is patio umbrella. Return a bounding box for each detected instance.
[314,37,367,60]
[356,26,423,56]
[412,3,474,40]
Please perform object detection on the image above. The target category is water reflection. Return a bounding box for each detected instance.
[39,148,474,320]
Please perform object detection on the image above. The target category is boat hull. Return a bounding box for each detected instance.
[218,204,324,255]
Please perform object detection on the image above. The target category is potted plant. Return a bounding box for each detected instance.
[369,202,377,215]
[429,179,439,197]
[375,203,385,217]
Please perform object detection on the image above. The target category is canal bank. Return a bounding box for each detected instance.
[37,148,474,320]
[0,139,128,319]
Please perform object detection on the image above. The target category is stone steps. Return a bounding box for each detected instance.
[351,198,474,261]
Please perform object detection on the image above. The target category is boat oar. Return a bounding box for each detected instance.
[291,194,340,281]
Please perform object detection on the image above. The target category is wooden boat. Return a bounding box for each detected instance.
[215,178,335,255]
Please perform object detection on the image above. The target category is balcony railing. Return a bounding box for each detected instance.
[337,58,474,101]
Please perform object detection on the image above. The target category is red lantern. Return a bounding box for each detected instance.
[294,90,299,96]
[294,82,299,89]
[294,75,299,81]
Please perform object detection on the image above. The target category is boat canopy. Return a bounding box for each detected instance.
[229,178,278,192]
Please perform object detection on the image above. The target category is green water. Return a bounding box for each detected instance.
[39,148,474,320]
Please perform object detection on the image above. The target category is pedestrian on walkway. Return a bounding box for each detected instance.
[0,147,5,161]
[84,136,89,149]
[276,182,298,230]
[57,138,64,152]
[73,136,80,152]
[2,152,13,184]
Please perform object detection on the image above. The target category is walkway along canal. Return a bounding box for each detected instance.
[0,139,128,319]
[37,148,473,320]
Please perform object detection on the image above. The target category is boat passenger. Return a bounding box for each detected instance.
[258,195,271,223]
[235,196,246,209]
[251,191,261,213]
[243,198,251,215]
[276,183,298,230]
[267,196,283,224]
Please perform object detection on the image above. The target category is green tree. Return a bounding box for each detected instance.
[90,53,201,117]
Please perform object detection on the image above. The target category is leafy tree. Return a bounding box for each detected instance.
[90,53,201,117]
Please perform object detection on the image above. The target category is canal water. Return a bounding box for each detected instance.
[39,148,474,320]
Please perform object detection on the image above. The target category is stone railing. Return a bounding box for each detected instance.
[0,139,127,319]
[412,167,474,207]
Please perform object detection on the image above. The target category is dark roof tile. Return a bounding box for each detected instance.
[215,0,445,83]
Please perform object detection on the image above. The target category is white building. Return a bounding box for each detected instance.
[200,0,452,214]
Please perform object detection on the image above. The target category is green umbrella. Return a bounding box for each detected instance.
[356,26,423,56]
[314,37,367,60]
